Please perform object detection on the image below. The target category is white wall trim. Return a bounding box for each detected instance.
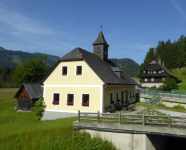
[44,85,102,87]
[45,109,97,113]
[100,85,103,113]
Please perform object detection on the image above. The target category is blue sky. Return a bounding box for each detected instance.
[0,0,186,65]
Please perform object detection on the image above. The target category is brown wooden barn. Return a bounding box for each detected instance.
[14,83,43,111]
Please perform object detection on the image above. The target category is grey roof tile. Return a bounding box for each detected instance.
[92,31,109,47]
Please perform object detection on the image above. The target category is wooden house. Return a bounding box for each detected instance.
[138,59,179,87]
[14,83,43,111]
[40,31,137,120]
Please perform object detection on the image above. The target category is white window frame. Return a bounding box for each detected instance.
[143,71,145,73]
[158,70,161,74]
[66,93,75,106]
[61,66,68,76]
[153,70,156,74]
[144,78,148,81]
[162,70,164,72]
[75,65,83,76]
[81,93,90,107]
[151,78,154,81]
[52,93,60,105]
[110,92,114,104]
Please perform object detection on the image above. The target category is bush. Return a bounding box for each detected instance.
[150,85,156,89]
[33,96,47,120]
[173,104,185,110]
[157,85,165,90]
[157,103,165,107]
[163,77,178,91]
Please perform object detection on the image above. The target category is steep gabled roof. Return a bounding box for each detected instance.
[40,47,137,85]
[138,60,177,79]
[14,83,43,99]
[92,31,109,47]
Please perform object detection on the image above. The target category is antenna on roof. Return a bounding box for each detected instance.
[99,24,103,31]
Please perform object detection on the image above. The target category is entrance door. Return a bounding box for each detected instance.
[20,98,31,111]
[121,91,124,104]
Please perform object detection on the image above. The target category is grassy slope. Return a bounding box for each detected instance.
[172,68,186,90]
[0,89,116,150]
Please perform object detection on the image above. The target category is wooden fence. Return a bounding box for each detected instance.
[78,110,186,129]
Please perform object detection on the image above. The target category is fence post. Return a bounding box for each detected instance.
[119,112,121,124]
[97,111,99,123]
[168,114,171,128]
[142,113,145,126]
[78,110,80,122]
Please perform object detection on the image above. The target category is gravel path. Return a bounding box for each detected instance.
[117,105,186,117]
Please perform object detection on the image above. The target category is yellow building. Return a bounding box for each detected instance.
[40,31,137,120]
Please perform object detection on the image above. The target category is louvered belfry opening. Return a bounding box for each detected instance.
[92,31,109,62]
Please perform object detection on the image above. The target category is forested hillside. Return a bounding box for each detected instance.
[139,35,186,75]
[111,58,139,77]
[0,49,60,68]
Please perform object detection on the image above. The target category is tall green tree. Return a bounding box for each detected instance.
[14,54,50,84]
[163,77,178,91]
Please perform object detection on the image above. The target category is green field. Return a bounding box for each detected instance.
[0,89,116,150]
[172,68,186,90]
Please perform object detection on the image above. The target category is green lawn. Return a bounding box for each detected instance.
[0,88,116,150]
[172,68,186,90]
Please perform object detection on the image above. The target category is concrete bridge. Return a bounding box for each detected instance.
[73,111,186,150]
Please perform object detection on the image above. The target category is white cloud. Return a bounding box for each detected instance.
[170,0,186,19]
[134,43,153,50]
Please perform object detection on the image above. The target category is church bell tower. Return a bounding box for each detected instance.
[92,31,109,62]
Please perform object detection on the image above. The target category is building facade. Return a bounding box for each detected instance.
[40,31,137,120]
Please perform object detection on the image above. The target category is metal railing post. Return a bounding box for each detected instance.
[142,113,145,126]
[119,112,121,124]
[78,110,80,122]
[168,114,171,128]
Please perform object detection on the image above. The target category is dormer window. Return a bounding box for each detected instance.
[115,71,122,77]
[158,70,161,74]
[153,71,156,74]
[111,67,122,77]
[148,71,152,74]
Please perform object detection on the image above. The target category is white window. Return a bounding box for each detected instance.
[162,78,165,81]
[62,66,68,76]
[151,78,154,81]
[158,70,161,74]
[76,65,83,76]
[110,92,114,104]
[153,70,156,74]
[143,71,145,73]
[82,94,90,107]
[52,93,60,105]
[148,71,152,74]
[67,93,74,106]
[162,70,164,72]
[145,78,148,81]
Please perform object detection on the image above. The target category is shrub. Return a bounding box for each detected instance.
[157,85,165,90]
[33,96,47,120]
[163,77,178,91]
[173,104,185,110]
[157,103,165,107]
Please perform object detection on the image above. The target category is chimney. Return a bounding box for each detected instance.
[162,62,164,67]
[158,58,161,65]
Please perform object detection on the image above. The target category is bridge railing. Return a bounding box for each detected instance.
[139,89,186,99]
[78,110,186,129]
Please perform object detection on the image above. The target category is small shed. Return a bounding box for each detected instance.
[14,83,43,111]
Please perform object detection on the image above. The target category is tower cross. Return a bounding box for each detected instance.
[99,24,103,31]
